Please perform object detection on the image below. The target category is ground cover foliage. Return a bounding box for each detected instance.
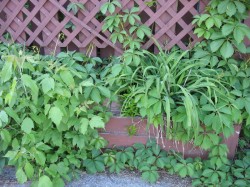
[0,43,113,186]
[0,0,250,186]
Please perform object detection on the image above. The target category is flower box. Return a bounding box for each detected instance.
[100,117,241,159]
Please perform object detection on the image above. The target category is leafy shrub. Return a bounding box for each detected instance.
[100,1,250,185]
[103,0,250,162]
[101,0,152,67]
[0,42,113,185]
[193,0,250,58]
[105,47,237,144]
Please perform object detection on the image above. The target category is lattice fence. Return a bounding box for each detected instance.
[0,0,223,57]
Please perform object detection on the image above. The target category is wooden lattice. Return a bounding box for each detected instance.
[0,0,213,56]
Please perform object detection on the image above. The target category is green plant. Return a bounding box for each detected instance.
[65,21,76,31]
[193,0,250,59]
[83,150,105,174]
[100,0,250,185]
[145,0,157,7]
[192,150,250,187]
[192,162,232,186]
[191,40,250,138]
[120,91,140,117]
[231,153,250,186]
[126,124,138,136]
[174,157,195,178]
[105,47,234,144]
[105,140,250,186]
[65,2,85,30]
[114,140,166,183]
[101,1,250,185]
[0,42,112,185]
[101,0,152,66]
[67,2,84,15]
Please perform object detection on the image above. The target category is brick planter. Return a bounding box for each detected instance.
[100,117,241,159]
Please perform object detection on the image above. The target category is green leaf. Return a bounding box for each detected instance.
[192,179,202,186]
[21,74,39,103]
[204,113,215,126]
[201,135,213,150]
[16,168,27,184]
[111,65,122,77]
[210,39,225,52]
[49,107,63,127]
[220,114,232,127]
[147,156,156,164]
[41,77,55,93]
[112,0,122,8]
[4,150,18,160]
[98,86,111,98]
[57,52,68,58]
[91,88,101,103]
[108,4,115,14]
[24,162,34,179]
[12,138,19,150]
[120,152,128,163]
[84,159,105,174]
[21,117,34,134]
[205,18,214,29]
[38,175,53,187]
[179,167,188,178]
[60,70,75,89]
[5,107,20,123]
[234,27,245,44]
[202,104,215,112]
[153,101,162,115]
[246,115,250,126]
[245,102,250,114]
[76,3,84,11]
[208,134,220,145]
[52,177,65,187]
[194,28,205,38]
[81,79,94,87]
[234,1,246,13]
[235,42,247,53]
[35,151,46,166]
[129,16,136,25]
[202,169,214,177]
[0,110,8,123]
[211,172,219,183]
[52,131,62,147]
[234,179,247,186]
[152,145,161,156]
[101,3,109,14]
[89,116,105,129]
[222,24,234,36]
[80,118,89,134]
[124,54,133,64]
[226,2,236,17]
[217,1,228,14]
[0,129,11,143]
[141,170,159,183]
[137,29,145,39]
[231,90,242,97]
[156,157,166,168]
[1,61,12,83]
[213,16,222,28]
[220,41,234,59]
